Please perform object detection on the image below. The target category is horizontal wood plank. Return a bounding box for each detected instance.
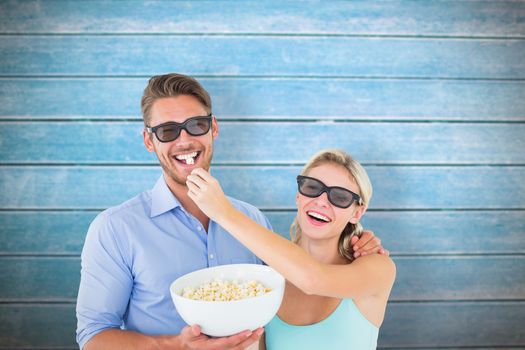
[2,36,524,79]
[360,211,525,255]
[1,1,523,349]
[0,302,523,348]
[1,210,524,255]
[1,166,524,210]
[1,256,523,301]
[0,258,80,300]
[1,78,524,121]
[2,121,525,164]
[0,212,94,255]
[379,302,525,347]
[0,304,77,348]
[1,1,523,37]
[392,256,525,300]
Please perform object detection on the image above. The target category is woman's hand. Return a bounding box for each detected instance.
[186,168,234,222]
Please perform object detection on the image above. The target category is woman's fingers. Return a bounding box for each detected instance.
[186,178,200,195]
[187,173,207,189]
[191,167,216,183]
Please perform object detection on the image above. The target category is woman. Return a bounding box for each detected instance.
[187,149,396,349]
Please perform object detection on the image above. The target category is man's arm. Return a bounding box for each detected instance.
[77,214,263,350]
[84,329,162,350]
[76,213,134,349]
[351,231,390,258]
[84,326,263,350]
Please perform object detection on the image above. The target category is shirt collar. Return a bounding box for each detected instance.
[150,175,182,218]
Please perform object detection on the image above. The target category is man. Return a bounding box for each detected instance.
[76,73,387,349]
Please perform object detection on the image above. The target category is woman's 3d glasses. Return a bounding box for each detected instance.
[296,175,363,208]
[146,115,212,143]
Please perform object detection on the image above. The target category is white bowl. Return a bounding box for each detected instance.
[170,264,285,337]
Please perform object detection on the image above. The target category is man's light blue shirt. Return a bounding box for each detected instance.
[76,175,271,349]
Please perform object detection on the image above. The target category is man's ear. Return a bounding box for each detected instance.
[211,115,219,139]
[348,205,367,224]
[143,129,155,153]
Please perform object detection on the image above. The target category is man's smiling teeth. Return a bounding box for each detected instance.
[307,211,331,222]
[175,151,198,165]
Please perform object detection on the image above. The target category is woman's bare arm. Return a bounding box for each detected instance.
[187,169,396,300]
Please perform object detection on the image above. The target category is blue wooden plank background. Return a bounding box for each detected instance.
[1,1,524,36]
[2,78,525,120]
[0,1,524,348]
[2,211,524,255]
[2,36,525,79]
[2,122,525,164]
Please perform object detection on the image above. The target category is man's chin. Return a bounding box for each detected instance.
[160,155,212,186]
[159,163,188,187]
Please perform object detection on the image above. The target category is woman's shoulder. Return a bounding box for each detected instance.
[349,254,397,285]
[351,253,395,269]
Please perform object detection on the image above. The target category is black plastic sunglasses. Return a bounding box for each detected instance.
[146,115,213,143]
[296,175,363,209]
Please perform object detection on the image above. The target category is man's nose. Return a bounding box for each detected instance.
[173,129,194,147]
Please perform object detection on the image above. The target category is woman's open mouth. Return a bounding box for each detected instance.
[306,210,332,226]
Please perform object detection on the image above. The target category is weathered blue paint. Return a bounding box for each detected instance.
[1,256,524,301]
[1,0,524,348]
[2,211,524,255]
[2,36,524,79]
[1,122,525,164]
[1,78,524,120]
[1,1,524,36]
[1,166,524,209]
[2,211,525,255]
[0,302,524,348]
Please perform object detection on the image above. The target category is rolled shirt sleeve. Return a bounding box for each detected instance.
[76,212,133,349]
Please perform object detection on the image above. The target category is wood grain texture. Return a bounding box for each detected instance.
[0,302,523,348]
[1,1,524,348]
[2,121,525,164]
[0,304,77,348]
[1,1,524,36]
[1,78,524,120]
[2,36,524,79]
[0,256,523,301]
[379,302,525,347]
[2,210,524,255]
[1,166,524,209]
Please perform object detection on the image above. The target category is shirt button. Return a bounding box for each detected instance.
[197,226,202,231]
[209,254,214,259]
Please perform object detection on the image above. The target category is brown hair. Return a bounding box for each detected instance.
[141,73,212,126]
[290,149,373,262]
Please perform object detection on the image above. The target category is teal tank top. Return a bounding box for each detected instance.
[264,299,378,350]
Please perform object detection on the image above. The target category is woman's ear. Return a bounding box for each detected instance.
[348,205,367,224]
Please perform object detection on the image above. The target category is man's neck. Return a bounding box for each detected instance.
[165,176,210,231]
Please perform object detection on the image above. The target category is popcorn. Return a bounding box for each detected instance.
[181,278,272,301]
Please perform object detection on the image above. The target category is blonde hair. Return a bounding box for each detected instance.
[290,149,373,262]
